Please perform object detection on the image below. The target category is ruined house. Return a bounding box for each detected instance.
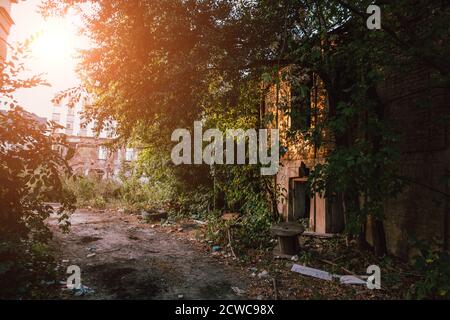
[264,70,343,235]
[266,65,449,259]
[51,96,138,180]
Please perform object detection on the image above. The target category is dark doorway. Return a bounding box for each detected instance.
[288,179,310,221]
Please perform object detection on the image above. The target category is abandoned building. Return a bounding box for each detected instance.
[51,95,138,179]
[264,71,342,235]
[0,0,16,60]
[265,66,450,259]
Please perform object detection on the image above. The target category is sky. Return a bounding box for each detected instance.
[8,0,88,118]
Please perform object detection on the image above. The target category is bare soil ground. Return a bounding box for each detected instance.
[48,208,414,300]
[48,209,249,300]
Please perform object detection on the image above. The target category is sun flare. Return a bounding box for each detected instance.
[31,19,77,63]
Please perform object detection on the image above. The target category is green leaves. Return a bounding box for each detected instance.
[408,239,450,299]
[1,42,76,299]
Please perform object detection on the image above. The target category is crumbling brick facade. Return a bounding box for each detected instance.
[264,70,343,235]
[268,65,450,258]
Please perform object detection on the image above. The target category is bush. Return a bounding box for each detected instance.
[63,175,120,209]
[0,107,75,299]
[184,165,278,252]
[62,156,176,212]
[408,240,450,299]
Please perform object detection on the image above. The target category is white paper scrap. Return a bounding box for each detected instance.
[339,275,367,285]
[291,264,333,281]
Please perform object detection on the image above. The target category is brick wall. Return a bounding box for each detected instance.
[379,66,450,259]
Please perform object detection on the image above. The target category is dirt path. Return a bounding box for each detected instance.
[48,209,248,300]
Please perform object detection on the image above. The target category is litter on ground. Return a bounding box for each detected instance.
[291,264,333,281]
[291,264,368,286]
[231,286,246,296]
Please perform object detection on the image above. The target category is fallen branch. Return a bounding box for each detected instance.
[272,278,279,300]
[317,258,360,277]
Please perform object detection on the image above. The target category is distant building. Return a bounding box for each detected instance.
[51,94,137,180]
[0,0,16,59]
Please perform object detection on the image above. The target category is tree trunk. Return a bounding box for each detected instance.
[372,218,388,257]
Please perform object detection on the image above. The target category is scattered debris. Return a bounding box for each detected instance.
[193,220,207,226]
[272,278,278,300]
[291,264,368,286]
[62,260,69,263]
[177,228,184,232]
[231,286,246,296]
[221,212,240,221]
[162,220,173,226]
[177,294,184,299]
[291,264,333,281]
[317,258,359,278]
[257,270,269,279]
[302,231,335,239]
[140,210,151,220]
[142,210,168,221]
[339,275,367,285]
[227,228,238,259]
[72,285,95,297]
[212,245,221,252]
[291,255,299,262]
[86,253,97,258]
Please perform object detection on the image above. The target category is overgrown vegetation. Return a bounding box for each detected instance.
[0,43,75,299]
[41,0,449,299]
[408,240,450,300]
[63,175,120,209]
[62,150,177,212]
